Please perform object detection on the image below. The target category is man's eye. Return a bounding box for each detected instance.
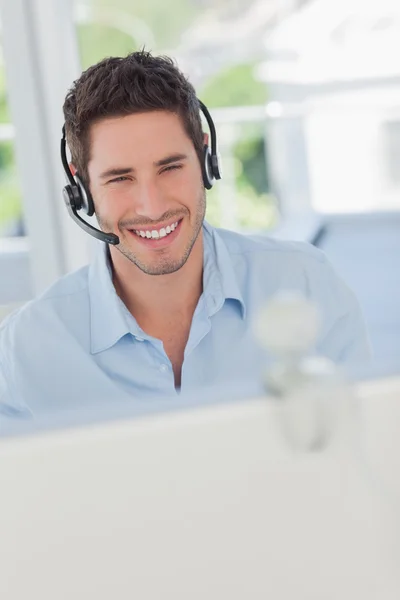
[161,164,182,174]
[108,176,129,183]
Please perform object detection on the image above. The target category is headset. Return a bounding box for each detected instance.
[60,99,222,245]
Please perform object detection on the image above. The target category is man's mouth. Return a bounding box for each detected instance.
[127,218,183,246]
[131,219,181,239]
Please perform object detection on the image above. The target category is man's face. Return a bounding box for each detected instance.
[87,111,206,275]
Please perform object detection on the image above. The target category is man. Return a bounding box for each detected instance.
[0,51,370,418]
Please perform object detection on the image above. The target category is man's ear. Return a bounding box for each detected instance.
[69,163,77,176]
[203,132,209,146]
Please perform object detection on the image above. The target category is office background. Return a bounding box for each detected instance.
[0,0,399,363]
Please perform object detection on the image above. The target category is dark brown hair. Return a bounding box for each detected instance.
[63,50,204,184]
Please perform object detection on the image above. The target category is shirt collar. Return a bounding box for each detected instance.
[88,244,143,354]
[202,221,246,319]
[88,222,246,354]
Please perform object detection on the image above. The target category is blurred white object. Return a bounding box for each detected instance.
[254,290,321,357]
[254,291,348,451]
[0,375,400,600]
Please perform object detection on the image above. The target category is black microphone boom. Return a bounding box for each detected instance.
[62,188,119,245]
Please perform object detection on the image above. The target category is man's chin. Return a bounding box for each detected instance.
[139,263,186,276]
[113,243,186,275]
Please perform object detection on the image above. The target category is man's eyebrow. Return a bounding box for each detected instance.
[154,153,188,167]
[99,167,134,180]
[99,154,187,179]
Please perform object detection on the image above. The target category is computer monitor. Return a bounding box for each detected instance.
[1,376,400,599]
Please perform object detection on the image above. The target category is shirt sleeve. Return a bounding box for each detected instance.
[318,294,372,365]
[0,356,8,404]
[307,252,372,366]
[0,319,12,405]
[0,348,20,431]
[0,317,31,426]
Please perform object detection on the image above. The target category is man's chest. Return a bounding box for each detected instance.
[127,307,265,391]
[15,304,265,413]
[162,328,191,388]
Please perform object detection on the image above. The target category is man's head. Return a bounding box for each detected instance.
[63,50,207,275]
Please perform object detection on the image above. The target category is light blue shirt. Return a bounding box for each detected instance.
[0,222,370,420]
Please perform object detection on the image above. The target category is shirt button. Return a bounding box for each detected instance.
[135,337,144,342]
[159,364,169,373]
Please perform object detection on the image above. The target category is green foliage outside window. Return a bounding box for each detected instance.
[77,25,137,71]
[200,63,267,108]
[200,65,277,230]
[0,67,22,235]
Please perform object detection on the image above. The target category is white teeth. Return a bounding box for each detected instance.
[135,220,180,239]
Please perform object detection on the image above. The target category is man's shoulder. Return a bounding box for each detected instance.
[214,226,327,269]
[212,225,370,365]
[212,224,358,315]
[0,265,90,336]
[39,264,90,301]
[0,265,95,414]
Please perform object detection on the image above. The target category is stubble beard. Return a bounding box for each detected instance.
[98,191,206,276]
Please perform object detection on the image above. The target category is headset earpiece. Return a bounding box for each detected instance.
[202,144,214,190]
[210,152,222,181]
[74,174,95,216]
[62,184,82,212]
[198,100,222,190]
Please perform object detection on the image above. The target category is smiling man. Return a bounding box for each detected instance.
[0,51,370,417]
[88,109,208,387]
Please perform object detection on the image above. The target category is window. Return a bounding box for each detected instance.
[73,0,279,232]
[0,55,23,238]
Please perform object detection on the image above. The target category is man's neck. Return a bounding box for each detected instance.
[110,233,204,323]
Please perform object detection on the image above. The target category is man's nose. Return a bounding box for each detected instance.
[134,180,165,220]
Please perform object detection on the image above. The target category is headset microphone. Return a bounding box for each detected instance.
[60,128,119,245]
[60,99,221,244]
